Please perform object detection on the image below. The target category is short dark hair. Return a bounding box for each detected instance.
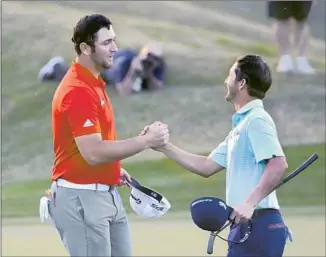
[235,55,272,99]
[72,14,112,55]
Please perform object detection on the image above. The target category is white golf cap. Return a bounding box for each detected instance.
[128,178,171,218]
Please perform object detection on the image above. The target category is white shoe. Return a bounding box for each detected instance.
[276,55,294,73]
[294,56,316,75]
[38,56,64,81]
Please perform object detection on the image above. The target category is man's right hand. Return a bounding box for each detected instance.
[130,57,143,75]
[140,122,169,148]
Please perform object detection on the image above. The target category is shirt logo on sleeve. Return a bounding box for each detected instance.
[83,119,94,128]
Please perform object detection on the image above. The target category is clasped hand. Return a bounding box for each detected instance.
[139,121,169,149]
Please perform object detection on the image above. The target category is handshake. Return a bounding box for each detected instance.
[139,121,169,150]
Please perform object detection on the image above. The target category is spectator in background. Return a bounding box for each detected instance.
[38,56,112,84]
[38,42,166,95]
[38,56,68,82]
[268,1,315,74]
[103,41,166,95]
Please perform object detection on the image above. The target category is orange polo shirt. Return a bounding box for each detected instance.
[51,61,121,185]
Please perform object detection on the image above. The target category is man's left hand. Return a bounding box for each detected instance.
[118,168,132,187]
[229,202,255,224]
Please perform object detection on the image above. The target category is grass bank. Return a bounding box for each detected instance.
[2,143,325,218]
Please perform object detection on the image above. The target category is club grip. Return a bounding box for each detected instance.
[207,232,215,255]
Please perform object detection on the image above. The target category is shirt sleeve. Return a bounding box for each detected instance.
[248,118,285,163]
[61,87,102,137]
[208,137,228,168]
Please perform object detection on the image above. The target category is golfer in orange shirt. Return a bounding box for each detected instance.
[48,14,169,257]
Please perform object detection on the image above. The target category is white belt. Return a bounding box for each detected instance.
[56,178,114,191]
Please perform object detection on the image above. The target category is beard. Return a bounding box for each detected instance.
[225,84,238,102]
[91,53,112,70]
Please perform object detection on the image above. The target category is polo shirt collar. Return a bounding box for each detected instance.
[232,99,264,127]
[236,99,264,114]
[71,61,105,88]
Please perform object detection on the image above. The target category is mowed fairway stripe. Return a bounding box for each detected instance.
[2,214,325,256]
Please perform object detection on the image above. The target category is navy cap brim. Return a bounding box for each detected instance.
[129,178,163,202]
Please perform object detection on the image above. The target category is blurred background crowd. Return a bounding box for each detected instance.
[38,1,322,95]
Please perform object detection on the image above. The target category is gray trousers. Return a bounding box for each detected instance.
[48,183,132,257]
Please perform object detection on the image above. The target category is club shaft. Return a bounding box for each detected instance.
[272,153,318,192]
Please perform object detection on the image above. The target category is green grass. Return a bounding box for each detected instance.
[313,59,326,69]
[2,143,325,218]
[215,36,233,46]
[3,1,325,187]
[215,36,277,57]
[246,42,277,57]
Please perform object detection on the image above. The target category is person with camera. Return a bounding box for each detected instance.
[38,42,166,95]
[104,42,166,95]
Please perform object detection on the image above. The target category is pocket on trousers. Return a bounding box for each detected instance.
[80,190,117,225]
[260,223,287,257]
